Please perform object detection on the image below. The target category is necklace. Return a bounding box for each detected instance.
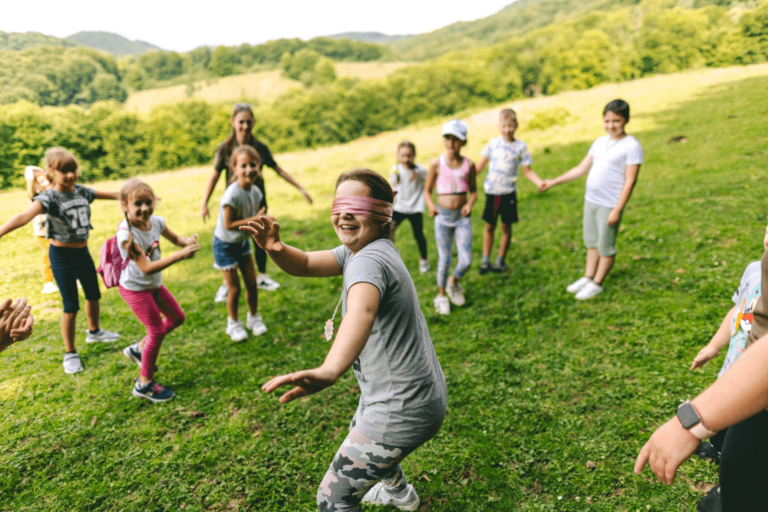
[324,248,364,341]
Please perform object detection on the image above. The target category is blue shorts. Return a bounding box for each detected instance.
[212,236,252,271]
[49,245,101,314]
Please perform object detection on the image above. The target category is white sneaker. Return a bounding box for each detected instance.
[433,295,450,315]
[42,281,59,294]
[575,281,604,300]
[226,318,248,341]
[63,353,83,374]
[446,282,465,306]
[214,283,228,303]
[84,328,121,343]
[418,259,430,274]
[246,313,268,336]
[257,274,281,291]
[362,482,420,511]
[566,276,593,294]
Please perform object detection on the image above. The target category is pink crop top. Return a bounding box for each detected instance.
[435,155,470,195]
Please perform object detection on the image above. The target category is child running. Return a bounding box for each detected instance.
[541,99,643,300]
[389,141,430,274]
[117,179,200,402]
[477,109,544,274]
[424,119,478,315]
[24,165,57,294]
[0,148,121,373]
[241,169,446,512]
[213,146,269,341]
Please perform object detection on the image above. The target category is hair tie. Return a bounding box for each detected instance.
[332,196,392,223]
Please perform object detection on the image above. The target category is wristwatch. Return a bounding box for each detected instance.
[676,401,717,439]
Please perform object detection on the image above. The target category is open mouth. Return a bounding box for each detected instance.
[339,224,359,232]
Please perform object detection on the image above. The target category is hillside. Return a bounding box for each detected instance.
[0,31,77,52]
[67,31,162,56]
[328,31,411,43]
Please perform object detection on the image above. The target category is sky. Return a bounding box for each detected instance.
[3,0,515,52]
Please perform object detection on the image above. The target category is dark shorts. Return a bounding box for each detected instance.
[213,236,252,271]
[482,192,518,225]
[720,410,768,510]
[49,244,101,314]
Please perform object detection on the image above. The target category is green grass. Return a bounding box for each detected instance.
[2,65,768,511]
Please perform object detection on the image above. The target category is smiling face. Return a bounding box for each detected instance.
[332,180,387,253]
[51,167,78,193]
[234,153,261,188]
[231,110,254,144]
[499,114,518,141]
[124,190,155,226]
[603,110,628,139]
[397,146,415,168]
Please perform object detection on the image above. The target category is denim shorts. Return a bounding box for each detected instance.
[212,236,252,271]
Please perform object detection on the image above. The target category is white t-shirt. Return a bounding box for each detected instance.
[481,137,533,195]
[584,135,644,208]
[214,182,264,243]
[117,216,166,291]
[390,163,428,214]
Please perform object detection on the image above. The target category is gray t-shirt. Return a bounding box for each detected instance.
[34,185,96,243]
[213,182,263,243]
[332,239,447,447]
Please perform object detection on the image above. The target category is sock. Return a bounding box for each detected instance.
[481,255,491,265]
[495,256,505,265]
[228,317,239,325]
[65,351,77,354]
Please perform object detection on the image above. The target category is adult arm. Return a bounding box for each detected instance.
[541,155,593,191]
[522,165,545,190]
[94,191,119,200]
[240,216,342,277]
[201,169,223,223]
[122,238,200,275]
[461,161,478,217]
[273,164,313,204]
[607,164,640,226]
[0,202,44,240]
[690,306,736,370]
[262,282,380,403]
[424,159,440,217]
[222,205,267,230]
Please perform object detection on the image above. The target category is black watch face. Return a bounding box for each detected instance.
[676,402,700,429]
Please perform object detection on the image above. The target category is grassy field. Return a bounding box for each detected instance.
[124,62,411,112]
[2,63,768,511]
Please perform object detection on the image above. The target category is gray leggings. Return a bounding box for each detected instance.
[435,206,473,288]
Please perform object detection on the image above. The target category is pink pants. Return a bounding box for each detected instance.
[119,286,185,378]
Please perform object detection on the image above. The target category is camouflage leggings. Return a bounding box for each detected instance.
[317,427,416,511]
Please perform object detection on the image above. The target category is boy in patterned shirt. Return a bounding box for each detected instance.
[477,109,544,273]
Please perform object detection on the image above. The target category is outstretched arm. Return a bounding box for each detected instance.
[522,165,545,190]
[541,155,593,191]
[274,165,313,204]
[201,169,223,223]
[690,306,735,370]
[94,191,119,200]
[161,226,198,248]
[0,202,44,240]
[123,237,200,276]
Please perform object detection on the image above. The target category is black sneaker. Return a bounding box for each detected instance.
[695,441,718,460]
[696,484,721,512]
[491,261,508,273]
[132,379,175,403]
[479,262,491,275]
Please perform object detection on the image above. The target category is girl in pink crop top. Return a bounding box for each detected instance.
[435,155,471,195]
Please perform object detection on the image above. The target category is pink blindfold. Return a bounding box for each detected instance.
[331,196,393,222]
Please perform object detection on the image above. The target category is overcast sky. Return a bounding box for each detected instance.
[4,0,515,52]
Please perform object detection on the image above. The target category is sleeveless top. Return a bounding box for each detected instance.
[435,155,470,195]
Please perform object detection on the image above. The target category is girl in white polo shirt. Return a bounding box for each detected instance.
[541,99,644,300]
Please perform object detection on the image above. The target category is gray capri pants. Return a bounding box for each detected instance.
[583,200,620,257]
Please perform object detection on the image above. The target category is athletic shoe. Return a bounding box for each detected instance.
[84,328,121,343]
[418,259,430,274]
[63,353,83,374]
[433,296,450,315]
[214,283,228,303]
[491,261,508,273]
[575,281,603,300]
[247,313,268,336]
[446,282,466,306]
[123,342,142,367]
[257,274,281,291]
[362,482,420,511]
[42,281,59,294]
[132,379,175,403]
[226,319,248,342]
[696,484,721,512]
[479,262,491,275]
[566,276,593,294]
[694,441,718,460]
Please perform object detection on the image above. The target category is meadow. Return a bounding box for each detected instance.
[1,63,768,510]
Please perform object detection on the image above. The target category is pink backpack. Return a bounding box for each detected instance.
[98,226,130,289]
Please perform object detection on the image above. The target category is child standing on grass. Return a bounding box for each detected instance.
[541,99,643,300]
[24,165,57,294]
[0,148,121,374]
[424,119,478,316]
[477,109,544,274]
[389,141,430,274]
[117,179,200,403]
[242,169,446,512]
[213,146,269,342]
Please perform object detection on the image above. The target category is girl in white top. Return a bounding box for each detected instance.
[389,141,430,274]
[24,165,57,294]
[541,99,644,300]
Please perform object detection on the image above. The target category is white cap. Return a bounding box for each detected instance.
[441,119,468,141]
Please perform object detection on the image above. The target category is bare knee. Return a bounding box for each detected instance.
[501,224,512,236]
[484,223,496,234]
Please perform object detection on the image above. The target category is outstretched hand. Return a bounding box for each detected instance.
[240,216,282,251]
[634,417,700,485]
[0,298,34,352]
[262,367,338,403]
[690,345,721,371]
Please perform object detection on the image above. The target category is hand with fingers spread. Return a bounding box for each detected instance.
[240,216,282,252]
[0,298,34,352]
[634,417,701,485]
[262,367,339,404]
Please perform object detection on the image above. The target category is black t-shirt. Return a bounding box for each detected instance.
[213,137,278,205]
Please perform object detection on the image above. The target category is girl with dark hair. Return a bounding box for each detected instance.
[390,141,430,274]
[201,103,313,298]
[241,169,446,512]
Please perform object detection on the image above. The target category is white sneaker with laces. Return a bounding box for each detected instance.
[63,353,83,374]
[257,274,281,291]
[42,281,59,294]
[433,295,450,315]
[247,313,268,336]
[214,283,228,303]
[226,318,248,341]
[362,482,420,511]
[566,276,593,294]
[575,281,604,300]
[84,328,121,343]
[418,259,430,274]
[446,282,465,306]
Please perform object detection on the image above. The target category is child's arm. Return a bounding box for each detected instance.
[690,306,736,371]
[25,166,44,200]
[522,165,545,190]
[241,216,342,277]
[541,155,593,191]
[161,226,198,249]
[123,238,200,276]
[475,156,489,175]
[222,205,267,231]
[461,161,478,217]
[0,202,44,240]
[94,191,119,200]
[423,159,440,217]
[607,164,641,226]
[262,282,379,403]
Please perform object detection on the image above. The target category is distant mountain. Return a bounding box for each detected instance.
[66,31,162,56]
[0,31,78,52]
[328,32,411,44]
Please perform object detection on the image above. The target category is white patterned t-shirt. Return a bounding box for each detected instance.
[481,137,533,195]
